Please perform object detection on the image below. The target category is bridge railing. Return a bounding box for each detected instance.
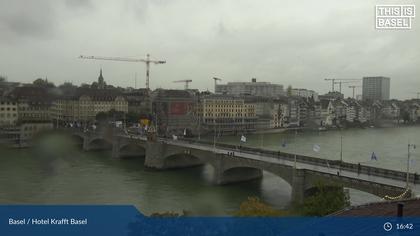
[177,137,418,184]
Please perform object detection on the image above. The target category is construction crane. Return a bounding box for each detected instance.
[333,80,360,93]
[79,54,166,90]
[324,78,360,92]
[213,77,222,92]
[173,80,192,90]
[348,85,362,99]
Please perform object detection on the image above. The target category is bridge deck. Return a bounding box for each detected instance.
[115,133,418,196]
[162,139,419,196]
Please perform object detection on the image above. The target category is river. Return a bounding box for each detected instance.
[0,126,419,216]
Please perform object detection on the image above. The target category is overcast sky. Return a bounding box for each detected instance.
[0,0,419,99]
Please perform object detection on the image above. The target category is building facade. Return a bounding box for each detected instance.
[52,89,128,125]
[0,97,18,126]
[291,88,319,101]
[152,89,197,136]
[197,95,257,134]
[215,78,284,97]
[362,76,390,101]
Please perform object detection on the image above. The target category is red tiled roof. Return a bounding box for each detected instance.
[332,198,420,216]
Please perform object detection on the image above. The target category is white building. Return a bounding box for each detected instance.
[291,88,319,101]
[215,78,284,97]
[0,98,18,126]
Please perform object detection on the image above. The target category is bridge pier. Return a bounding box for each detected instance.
[111,138,121,158]
[291,169,306,205]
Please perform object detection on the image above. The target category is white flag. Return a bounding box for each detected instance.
[313,144,321,152]
[184,129,187,136]
[172,135,178,140]
[240,135,247,143]
[411,158,416,166]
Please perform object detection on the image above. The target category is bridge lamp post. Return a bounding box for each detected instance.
[340,134,343,164]
[407,143,417,188]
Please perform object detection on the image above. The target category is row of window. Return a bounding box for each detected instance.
[0,107,17,111]
[0,113,17,118]
[0,102,17,105]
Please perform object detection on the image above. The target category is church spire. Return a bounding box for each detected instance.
[98,68,105,89]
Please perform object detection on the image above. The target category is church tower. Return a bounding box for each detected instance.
[98,68,105,89]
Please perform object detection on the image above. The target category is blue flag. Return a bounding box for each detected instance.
[371,152,377,161]
[281,140,287,148]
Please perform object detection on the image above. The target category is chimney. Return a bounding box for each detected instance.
[397,203,404,217]
[252,78,256,83]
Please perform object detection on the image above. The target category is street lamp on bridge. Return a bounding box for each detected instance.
[407,142,417,188]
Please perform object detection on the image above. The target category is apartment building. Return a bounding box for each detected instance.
[198,95,257,134]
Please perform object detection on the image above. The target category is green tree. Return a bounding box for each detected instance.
[300,181,350,216]
[0,75,7,83]
[126,112,141,124]
[234,197,288,217]
[33,78,55,88]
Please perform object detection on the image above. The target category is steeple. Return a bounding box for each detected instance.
[98,68,105,89]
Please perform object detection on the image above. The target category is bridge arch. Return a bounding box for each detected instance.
[70,134,84,146]
[163,153,204,169]
[118,143,146,158]
[216,159,295,187]
[87,137,112,151]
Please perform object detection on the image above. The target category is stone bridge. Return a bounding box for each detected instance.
[72,131,413,204]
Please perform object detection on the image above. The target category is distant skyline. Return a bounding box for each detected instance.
[0,0,419,99]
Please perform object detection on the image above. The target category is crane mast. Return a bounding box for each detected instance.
[348,85,362,99]
[325,78,360,93]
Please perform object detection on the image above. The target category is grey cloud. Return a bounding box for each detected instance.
[0,0,56,41]
[0,0,419,99]
[65,0,93,9]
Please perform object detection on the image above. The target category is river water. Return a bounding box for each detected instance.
[0,126,419,216]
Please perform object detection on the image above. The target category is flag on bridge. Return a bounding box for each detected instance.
[240,135,247,143]
[281,140,287,148]
[313,144,321,153]
[371,152,378,161]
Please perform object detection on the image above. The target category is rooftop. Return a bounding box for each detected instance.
[332,198,420,216]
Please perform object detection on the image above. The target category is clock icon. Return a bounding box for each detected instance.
[384,222,393,232]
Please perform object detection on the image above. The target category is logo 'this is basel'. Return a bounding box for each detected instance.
[376,5,416,29]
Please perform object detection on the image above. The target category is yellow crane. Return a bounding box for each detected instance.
[79,54,166,90]
[173,80,192,90]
